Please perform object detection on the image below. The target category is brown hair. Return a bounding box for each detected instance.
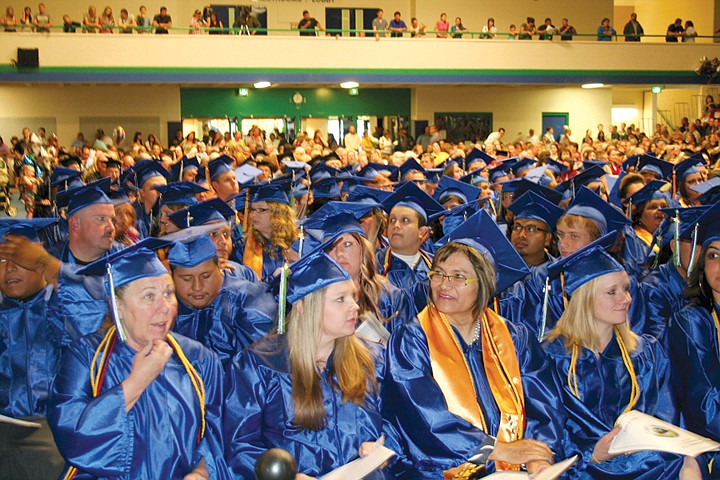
[248,201,298,258]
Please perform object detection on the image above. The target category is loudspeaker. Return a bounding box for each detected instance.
[17,48,39,68]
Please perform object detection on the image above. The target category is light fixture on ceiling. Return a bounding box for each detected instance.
[254,81,271,89]
[581,83,605,89]
[340,81,359,89]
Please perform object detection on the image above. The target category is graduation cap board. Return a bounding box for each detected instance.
[381,181,444,223]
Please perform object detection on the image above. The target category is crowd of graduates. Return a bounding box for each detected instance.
[4,118,720,479]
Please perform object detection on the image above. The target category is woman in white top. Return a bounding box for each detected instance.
[683,20,697,42]
[482,18,496,39]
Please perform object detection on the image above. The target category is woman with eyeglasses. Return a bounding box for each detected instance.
[383,210,564,478]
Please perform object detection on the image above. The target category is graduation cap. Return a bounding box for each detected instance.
[169,156,201,182]
[509,157,536,177]
[381,181,444,223]
[132,159,170,188]
[309,163,341,183]
[168,197,236,229]
[459,170,490,187]
[566,186,631,235]
[286,249,351,304]
[523,166,553,186]
[433,176,482,205]
[674,155,705,184]
[281,159,309,172]
[207,154,236,181]
[693,201,720,249]
[466,147,494,168]
[657,205,708,249]
[51,167,84,190]
[58,154,82,169]
[488,162,512,183]
[251,183,290,205]
[433,201,481,237]
[606,173,624,208]
[545,159,568,177]
[398,158,427,181]
[436,209,530,296]
[621,154,642,172]
[546,244,624,297]
[625,180,669,218]
[108,188,132,206]
[167,233,217,268]
[507,191,564,230]
[691,176,720,205]
[300,201,378,240]
[0,218,58,242]
[637,155,673,180]
[63,178,114,216]
[555,165,606,198]
[346,185,393,205]
[356,163,398,181]
[582,159,610,170]
[154,182,208,207]
[311,177,343,200]
[234,164,264,186]
[105,159,123,171]
[76,239,173,342]
[511,178,563,205]
[425,168,444,184]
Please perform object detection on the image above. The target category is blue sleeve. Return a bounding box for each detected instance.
[195,349,231,480]
[227,284,277,353]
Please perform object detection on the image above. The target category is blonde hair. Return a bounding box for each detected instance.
[546,274,637,354]
[556,214,602,241]
[287,284,377,431]
[248,201,298,258]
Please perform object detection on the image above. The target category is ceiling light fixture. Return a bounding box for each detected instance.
[581,83,605,89]
[254,81,271,89]
[340,81,359,89]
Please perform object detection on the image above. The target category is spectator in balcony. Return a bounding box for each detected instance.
[153,6,172,34]
[234,7,260,35]
[507,23,518,39]
[666,18,684,42]
[33,3,51,32]
[388,11,407,38]
[410,17,425,37]
[558,18,576,41]
[297,10,322,36]
[623,12,644,42]
[136,5,150,33]
[450,17,467,39]
[189,9,205,34]
[1,6,19,31]
[82,6,100,33]
[481,17,496,39]
[538,17,554,40]
[62,14,80,33]
[435,12,449,38]
[372,9,388,37]
[20,6,33,31]
[519,16,536,39]
[596,17,615,41]
[99,6,114,33]
[683,20,697,42]
[118,8,135,33]
[207,12,223,35]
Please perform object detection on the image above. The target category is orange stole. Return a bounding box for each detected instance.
[242,234,264,279]
[418,304,525,472]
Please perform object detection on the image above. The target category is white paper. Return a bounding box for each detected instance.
[355,312,391,347]
[0,414,41,428]
[320,444,395,480]
[485,455,579,480]
[609,410,720,457]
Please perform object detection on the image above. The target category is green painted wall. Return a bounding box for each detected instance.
[180,87,411,118]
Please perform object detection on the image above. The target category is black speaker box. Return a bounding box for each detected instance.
[17,48,39,68]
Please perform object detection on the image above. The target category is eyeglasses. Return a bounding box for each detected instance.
[428,270,479,287]
[250,207,270,215]
[511,224,550,234]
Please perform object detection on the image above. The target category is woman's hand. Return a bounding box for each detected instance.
[591,426,621,463]
[295,475,317,480]
[488,439,553,467]
[184,458,209,480]
[121,339,173,412]
[680,456,703,480]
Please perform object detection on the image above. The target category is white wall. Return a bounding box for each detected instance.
[632,0,716,42]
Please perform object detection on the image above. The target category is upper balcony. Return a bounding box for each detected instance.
[1,29,719,87]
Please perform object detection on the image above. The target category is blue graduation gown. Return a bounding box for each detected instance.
[48,332,228,479]
[378,280,415,332]
[668,304,720,475]
[639,261,687,340]
[376,247,433,314]
[173,284,276,365]
[382,317,565,478]
[224,335,406,479]
[623,225,653,278]
[543,334,684,479]
[232,237,286,284]
[0,285,62,418]
[222,259,259,286]
[132,201,152,240]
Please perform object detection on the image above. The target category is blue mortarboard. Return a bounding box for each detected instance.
[582,160,610,170]
[637,155,673,180]
[691,177,720,205]
[59,155,82,169]
[169,156,201,182]
[65,179,113,217]
[382,181,444,223]
[499,179,522,194]
[300,201,378,240]
[658,206,708,247]
[436,209,530,295]
[510,157,536,176]
[51,167,83,189]
[425,168,443,184]
[168,197,236,229]
[398,158,427,180]
[282,159,309,172]
[606,174,623,208]
[0,218,58,242]
[547,244,624,297]
[508,191,564,230]
[357,163,398,181]
[309,163,340,183]
[311,177,343,200]
[625,180,669,210]
[674,156,705,182]
[691,201,720,248]
[435,201,481,236]
[132,159,169,188]
[433,176,482,205]
[235,164,264,185]
[252,183,290,205]
[154,182,208,207]
[488,163,512,183]
[286,249,351,304]
[167,234,217,268]
[621,154,642,172]
[546,159,568,176]
[195,165,209,184]
[459,170,490,187]
[511,178,563,205]
[555,166,606,197]
[523,166,553,186]
[466,147,493,167]
[108,188,131,206]
[346,185,392,205]
[566,186,631,235]
[208,154,235,181]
